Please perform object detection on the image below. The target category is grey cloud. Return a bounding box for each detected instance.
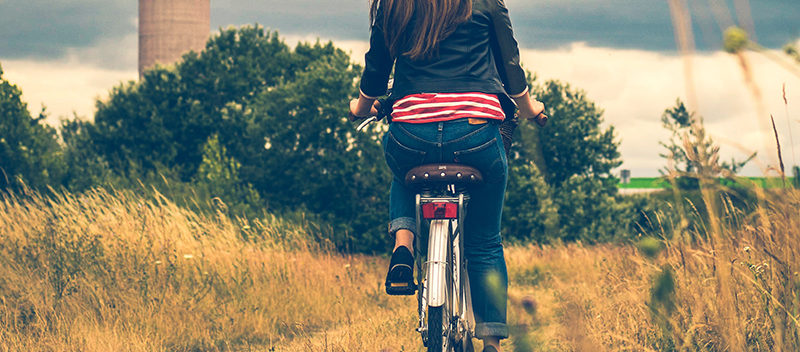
[210,0,367,39]
[505,0,799,51]
[505,0,674,50]
[0,0,137,67]
[1,0,798,69]
[211,0,798,51]
[210,0,799,51]
[0,0,135,62]
[63,34,138,71]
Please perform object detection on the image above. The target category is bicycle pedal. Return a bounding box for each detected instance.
[385,282,417,296]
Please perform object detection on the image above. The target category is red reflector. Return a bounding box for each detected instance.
[422,202,458,219]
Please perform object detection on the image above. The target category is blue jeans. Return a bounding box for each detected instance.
[382,119,509,339]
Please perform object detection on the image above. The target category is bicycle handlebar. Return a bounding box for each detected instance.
[355,97,393,132]
[356,115,380,132]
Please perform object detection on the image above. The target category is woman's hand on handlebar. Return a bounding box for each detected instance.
[528,99,548,127]
[349,97,381,121]
[513,93,548,127]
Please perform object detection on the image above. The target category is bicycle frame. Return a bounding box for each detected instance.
[415,189,475,349]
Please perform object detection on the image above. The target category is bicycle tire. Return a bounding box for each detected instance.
[452,221,473,352]
[427,305,445,352]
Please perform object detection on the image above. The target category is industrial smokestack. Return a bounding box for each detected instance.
[138,0,210,77]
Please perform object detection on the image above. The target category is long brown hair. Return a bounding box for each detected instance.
[370,0,472,60]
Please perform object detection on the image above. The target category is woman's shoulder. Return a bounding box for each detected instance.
[472,0,506,17]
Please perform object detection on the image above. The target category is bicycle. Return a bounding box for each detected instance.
[406,163,480,352]
[357,104,478,352]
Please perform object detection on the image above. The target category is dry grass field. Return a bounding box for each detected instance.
[1,186,799,351]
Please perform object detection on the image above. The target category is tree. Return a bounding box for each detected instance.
[228,42,391,251]
[526,79,621,185]
[502,161,559,241]
[91,27,295,179]
[659,100,755,189]
[88,27,391,252]
[193,134,262,216]
[0,63,63,191]
[59,118,119,191]
[503,77,626,243]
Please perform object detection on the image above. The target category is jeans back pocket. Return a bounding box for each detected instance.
[453,137,507,184]
[384,131,427,179]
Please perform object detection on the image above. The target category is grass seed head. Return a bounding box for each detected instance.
[637,237,663,259]
[724,26,749,54]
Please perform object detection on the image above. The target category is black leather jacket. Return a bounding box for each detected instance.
[359,0,528,108]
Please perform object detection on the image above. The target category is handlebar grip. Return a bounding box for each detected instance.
[535,113,548,127]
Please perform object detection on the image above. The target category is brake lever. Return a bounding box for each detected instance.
[356,116,379,132]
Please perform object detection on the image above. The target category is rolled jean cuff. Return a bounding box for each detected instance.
[474,322,509,340]
[388,216,416,238]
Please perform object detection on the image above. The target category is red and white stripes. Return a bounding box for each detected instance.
[391,92,505,123]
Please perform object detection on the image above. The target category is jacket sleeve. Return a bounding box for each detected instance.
[490,0,528,97]
[359,7,394,99]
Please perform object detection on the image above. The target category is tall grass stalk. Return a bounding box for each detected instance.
[783,84,797,168]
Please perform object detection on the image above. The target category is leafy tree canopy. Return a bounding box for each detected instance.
[0,63,63,191]
[86,26,391,252]
[504,76,625,243]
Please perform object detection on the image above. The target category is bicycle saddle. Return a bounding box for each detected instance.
[404,164,484,186]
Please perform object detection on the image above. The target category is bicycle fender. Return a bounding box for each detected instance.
[426,219,449,307]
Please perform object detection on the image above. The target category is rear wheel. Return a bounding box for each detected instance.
[428,266,456,350]
[427,305,445,352]
[426,219,453,351]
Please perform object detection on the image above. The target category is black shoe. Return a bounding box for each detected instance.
[385,246,416,296]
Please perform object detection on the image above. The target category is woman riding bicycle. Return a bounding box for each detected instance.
[349,0,545,350]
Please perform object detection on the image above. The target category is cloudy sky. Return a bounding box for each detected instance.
[1,0,799,176]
